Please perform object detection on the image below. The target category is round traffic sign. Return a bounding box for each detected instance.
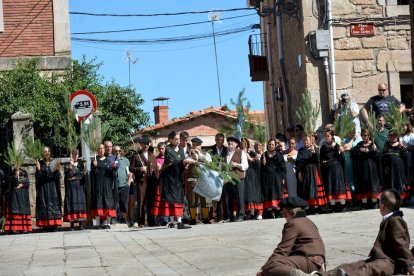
[70,90,98,121]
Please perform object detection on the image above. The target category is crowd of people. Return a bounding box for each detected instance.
[0,82,413,236]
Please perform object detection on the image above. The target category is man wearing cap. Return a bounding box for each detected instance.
[185,137,212,224]
[130,136,158,227]
[334,92,361,136]
[225,136,248,222]
[257,196,326,276]
[292,189,414,276]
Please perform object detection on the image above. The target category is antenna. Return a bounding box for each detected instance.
[208,11,222,107]
[124,49,139,86]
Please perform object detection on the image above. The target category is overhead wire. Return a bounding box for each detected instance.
[71,13,256,35]
[70,7,254,17]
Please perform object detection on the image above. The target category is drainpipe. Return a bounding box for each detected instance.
[266,18,278,135]
[327,0,337,110]
[323,57,331,112]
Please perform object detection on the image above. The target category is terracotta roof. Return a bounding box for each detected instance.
[137,106,265,133]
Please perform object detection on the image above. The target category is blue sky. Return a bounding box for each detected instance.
[69,1,263,124]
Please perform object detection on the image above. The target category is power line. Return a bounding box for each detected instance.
[71,13,256,35]
[71,25,259,45]
[70,7,254,17]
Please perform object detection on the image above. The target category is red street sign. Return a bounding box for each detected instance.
[70,90,98,121]
[350,23,375,36]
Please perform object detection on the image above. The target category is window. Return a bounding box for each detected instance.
[400,72,413,109]
[397,0,409,5]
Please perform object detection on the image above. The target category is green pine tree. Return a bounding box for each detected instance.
[333,105,355,140]
[5,142,24,170]
[295,89,321,136]
[384,104,409,137]
[23,137,44,161]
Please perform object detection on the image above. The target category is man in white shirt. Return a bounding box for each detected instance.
[334,92,361,136]
[225,136,248,222]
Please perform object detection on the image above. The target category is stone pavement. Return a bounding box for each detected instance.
[1,208,414,276]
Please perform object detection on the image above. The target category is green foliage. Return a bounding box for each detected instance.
[4,142,24,170]
[295,89,321,136]
[23,138,44,161]
[196,154,240,185]
[217,89,266,144]
[82,114,108,153]
[384,104,409,137]
[0,57,150,153]
[333,106,355,139]
[362,107,378,143]
[0,216,5,233]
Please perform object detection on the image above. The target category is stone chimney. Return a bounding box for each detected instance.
[152,97,169,124]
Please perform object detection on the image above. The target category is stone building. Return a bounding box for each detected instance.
[248,0,412,137]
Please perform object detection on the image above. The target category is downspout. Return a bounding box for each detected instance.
[260,17,271,140]
[266,18,278,134]
[276,0,292,127]
[327,0,337,110]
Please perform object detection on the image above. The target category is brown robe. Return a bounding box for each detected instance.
[325,211,414,276]
[261,216,325,276]
[130,150,158,226]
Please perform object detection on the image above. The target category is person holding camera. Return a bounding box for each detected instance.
[334,92,361,136]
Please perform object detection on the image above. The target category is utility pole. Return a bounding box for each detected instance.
[209,11,222,107]
[125,50,138,86]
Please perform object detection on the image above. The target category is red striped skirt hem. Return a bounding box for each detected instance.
[36,218,62,227]
[5,214,32,232]
[245,202,263,212]
[90,209,116,217]
[356,192,381,200]
[63,212,88,222]
[151,185,184,217]
[326,191,352,201]
[263,200,281,209]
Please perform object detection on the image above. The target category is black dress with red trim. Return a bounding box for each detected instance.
[320,143,352,201]
[152,145,185,217]
[5,169,32,233]
[244,157,263,214]
[63,161,87,222]
[350,141,381,201]
[35,159,63,227]
[382,142,409,199]
[90,157,116,218]
[295,147,327,207]
[260,151,286,209]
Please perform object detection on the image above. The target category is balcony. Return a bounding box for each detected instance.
[248,34,269,82]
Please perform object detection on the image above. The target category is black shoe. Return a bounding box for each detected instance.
[202,218,211,224]
[235,216,244,222]
[189,219,197,225]
[177,222,191,229]
[78,224,84,231]
[168,222,175,228]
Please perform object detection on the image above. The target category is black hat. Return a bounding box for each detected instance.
[226,136,240,144]
[278,196,308,209]
[340,93,350,100]
[191,137,203,144]
[138,136,151,144]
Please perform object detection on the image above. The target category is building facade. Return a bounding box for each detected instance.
[0,0,71,71]
[249,0,412,137]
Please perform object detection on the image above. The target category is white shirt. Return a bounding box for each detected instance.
[143,151,148,160]
[226,150,249,171]
[382,211,395,221]
[216,146,223,156]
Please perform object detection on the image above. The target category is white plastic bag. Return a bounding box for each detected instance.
[193,165,224,201]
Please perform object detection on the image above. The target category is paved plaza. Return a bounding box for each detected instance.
[1,208,414,276]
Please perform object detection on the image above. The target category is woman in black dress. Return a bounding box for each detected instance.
[64,149,87,230]
[260,139,285,217]
[5,168,32,234]
[242,138,263,220]
[90,144,116,229]
[35,146,62,231]
[295,134,327,212]
[382,130,409,200]
[320,130,351,211]
[152,131,195,229]
[351,129,380,207]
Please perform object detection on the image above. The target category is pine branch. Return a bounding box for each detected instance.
[23,138,43,161]
[295,89,321,136]
[384,104,409,137]
[334,106,355,139]
[4,142,24,170]
[196,154,240,185]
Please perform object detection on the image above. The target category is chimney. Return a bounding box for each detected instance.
[152,97,170,124]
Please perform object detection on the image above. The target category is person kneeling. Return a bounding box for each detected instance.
[292,189,414,276]
[257,196,326,276]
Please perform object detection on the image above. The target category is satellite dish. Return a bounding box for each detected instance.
[208,11,220,22]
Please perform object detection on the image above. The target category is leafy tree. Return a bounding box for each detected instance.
[0,57,150,155]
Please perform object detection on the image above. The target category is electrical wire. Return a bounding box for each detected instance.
[331,15,410,26]
[72,13,256,35]
[70,7,254,17]
[71,25,259,45]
